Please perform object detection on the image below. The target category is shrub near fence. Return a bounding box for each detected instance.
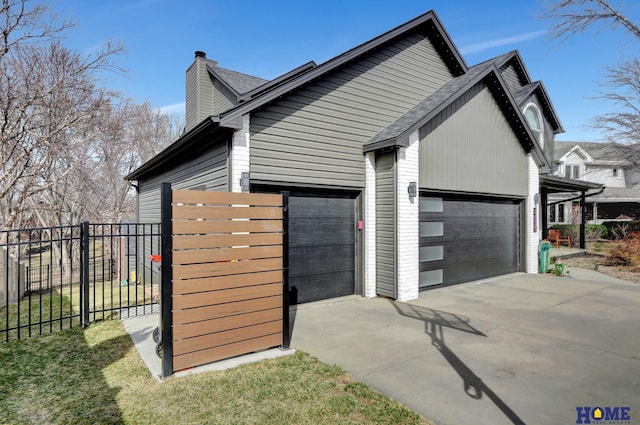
[550,224,608,244]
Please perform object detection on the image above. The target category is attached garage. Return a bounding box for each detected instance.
[253,187,358,304]
[419,195,521,288]
[289,194,357,304]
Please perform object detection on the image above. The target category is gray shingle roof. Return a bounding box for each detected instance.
[209,65,269,95]
[513,82,539,107]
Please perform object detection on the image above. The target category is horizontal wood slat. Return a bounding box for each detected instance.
[173,296,282,325]
[173,220,282,235]
[173,245,283,265]
[173,320,282,356]
[173,282,282,310]
[173,205,283,220]
[169,190,284,372]
[173,233,282,250]
[173,333,282,372]
[173,308,281,340]
[173,190,283,207]
[173,258,282,280]
[173,270,282,295]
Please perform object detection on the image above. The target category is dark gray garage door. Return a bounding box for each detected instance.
[419,195,520,289]
[288,194,356,304]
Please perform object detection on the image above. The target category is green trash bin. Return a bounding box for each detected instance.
[539,240,551,274]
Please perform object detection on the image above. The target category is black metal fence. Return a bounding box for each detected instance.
[1,222,161,342]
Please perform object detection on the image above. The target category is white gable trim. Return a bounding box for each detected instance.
[559,145,593,163]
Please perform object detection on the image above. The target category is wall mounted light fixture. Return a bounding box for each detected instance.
[240,172,250,193]
[408,181,417,198]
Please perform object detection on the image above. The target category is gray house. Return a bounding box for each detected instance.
[127,10,567,303]
[550,141,640,223]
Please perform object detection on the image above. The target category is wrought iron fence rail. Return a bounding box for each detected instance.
[1,221,161,342]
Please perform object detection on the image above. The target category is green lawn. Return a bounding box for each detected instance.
[0,320,430,424]
[0,282,153,341]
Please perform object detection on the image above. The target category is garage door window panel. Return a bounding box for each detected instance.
[419,195,520,288]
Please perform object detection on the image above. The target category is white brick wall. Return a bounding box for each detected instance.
[364,152,377,298]
[396,131,420,301]
[526,154,540,273]
[230,114,250,193]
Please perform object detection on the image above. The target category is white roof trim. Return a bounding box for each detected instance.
[559,145,593,163]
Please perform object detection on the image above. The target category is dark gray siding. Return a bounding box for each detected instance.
[137,142,228,223]
[136,141,228,286]
[212,78,237,115]
[375,151,395,298]
[419,83,528,197]
[250,32,454,188]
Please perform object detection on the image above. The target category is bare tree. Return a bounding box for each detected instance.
[0,0,123,232]
[0,0,70,60]
[542,0,640,42]
[88,99,180,223]
[541,0,640,144]
[1,0,181,236]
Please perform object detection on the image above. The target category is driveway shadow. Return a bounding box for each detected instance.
[391,302,526,425]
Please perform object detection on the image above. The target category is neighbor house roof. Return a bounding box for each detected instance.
[555,141,636,164]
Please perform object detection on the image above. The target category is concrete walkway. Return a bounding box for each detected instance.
[290,270,640,425]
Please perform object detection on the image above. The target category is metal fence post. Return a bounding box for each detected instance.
[160,182,173,378]
[81,221,90,327]
[281,191,291,349]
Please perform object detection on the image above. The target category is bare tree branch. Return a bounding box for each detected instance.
[542,0,640,42]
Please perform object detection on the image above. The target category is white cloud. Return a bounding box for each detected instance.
[157,102,185,115]
[460,30,546,55]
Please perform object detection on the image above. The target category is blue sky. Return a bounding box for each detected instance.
[52,0,640,142]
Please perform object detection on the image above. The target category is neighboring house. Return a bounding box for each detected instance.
[550,141,640,224]
[126,10,576,303]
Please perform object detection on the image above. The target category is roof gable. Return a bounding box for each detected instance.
[363,62,551,170]
[486,51,564,134]
[561,145,593,162]
[218,10,467,127]
[555,141,637,164]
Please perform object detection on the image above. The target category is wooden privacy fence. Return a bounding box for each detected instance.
[160,184,289,376]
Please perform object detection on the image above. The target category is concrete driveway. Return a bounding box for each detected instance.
[290,269,640,425]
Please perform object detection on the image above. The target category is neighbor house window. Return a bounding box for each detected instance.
[524,103,544,148]
[558,204,565,222]
[613,168,620,178]
[549,204,556,222]
[565,164,580,179]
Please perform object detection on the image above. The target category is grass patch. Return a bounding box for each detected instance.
[587,241,614,255]
[1,282,154,342]
[0,320,430,424]
[0,290,76,341]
